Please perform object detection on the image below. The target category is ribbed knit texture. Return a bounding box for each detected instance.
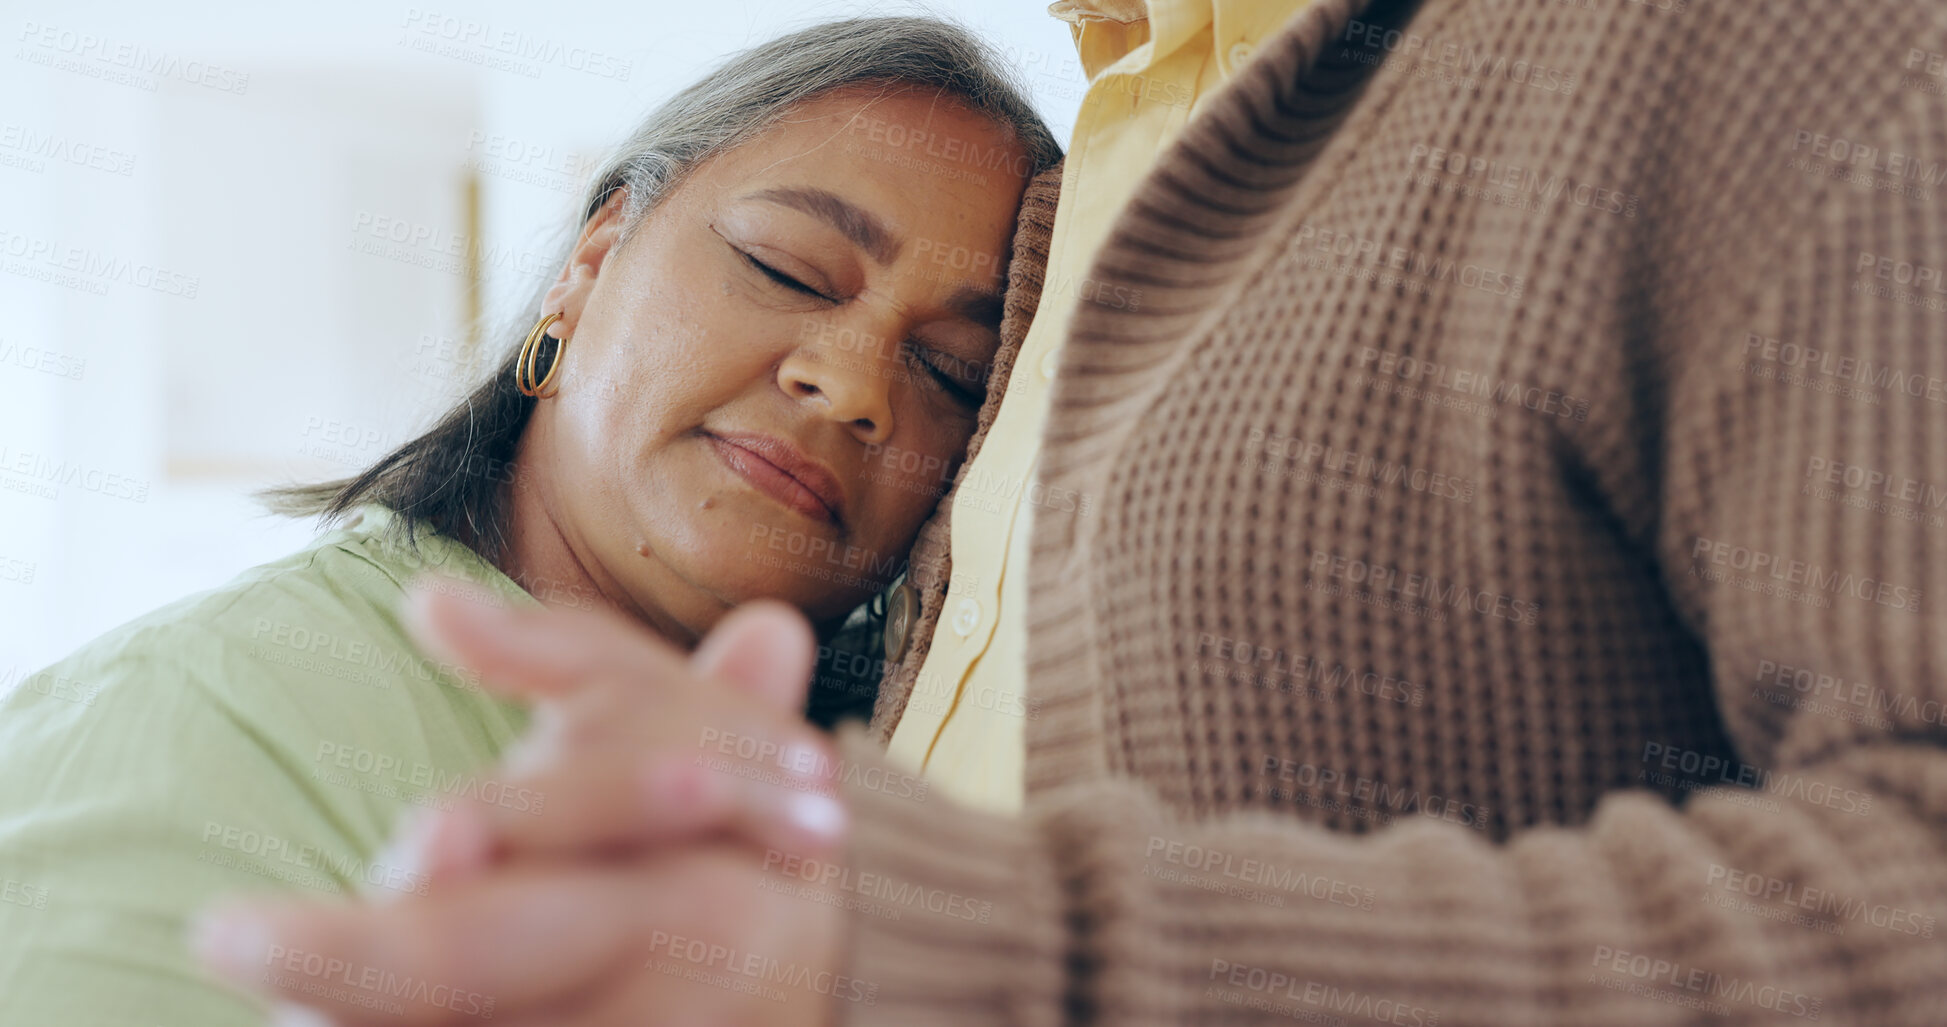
[838,0,1947,1023]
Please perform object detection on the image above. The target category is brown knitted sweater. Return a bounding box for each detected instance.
[834,0,1947,1023]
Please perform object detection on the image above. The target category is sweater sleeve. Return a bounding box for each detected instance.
[826,29,1947,1027]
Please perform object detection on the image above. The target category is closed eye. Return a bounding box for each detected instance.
[740,249,833,302]
[909,347,985,406]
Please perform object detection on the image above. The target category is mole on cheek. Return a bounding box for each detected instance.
[635,541,651,558]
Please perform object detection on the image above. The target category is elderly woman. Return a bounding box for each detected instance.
[0,17,1059,1025]
[177,0,1947,1024]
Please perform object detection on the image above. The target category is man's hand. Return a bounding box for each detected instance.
[191,583,861,1024]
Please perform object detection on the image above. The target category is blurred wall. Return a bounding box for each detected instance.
[0,0,1085,685]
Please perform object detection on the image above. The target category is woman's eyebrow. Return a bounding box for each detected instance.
[748,186,901,265]
[746,186,1005,332]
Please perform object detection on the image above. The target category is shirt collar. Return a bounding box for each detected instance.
[1048,0,1149,24]
[344,502,544,611]
[1050,0,1303,83]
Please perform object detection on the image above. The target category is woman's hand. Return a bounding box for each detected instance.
[192,583,862,1024]
[395,585,852,882]
[197,841,855,1026]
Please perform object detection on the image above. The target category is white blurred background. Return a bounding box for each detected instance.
[0,0,1085,686]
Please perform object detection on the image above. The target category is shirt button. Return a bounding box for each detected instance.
[1040,348,1060,380]
[883,582,918,663]
[1227,41,1255,72]
[951,597,981,637]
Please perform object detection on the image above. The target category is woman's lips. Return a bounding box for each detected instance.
[703,432,844,526]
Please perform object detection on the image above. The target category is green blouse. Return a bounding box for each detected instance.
[0,505,536,1025]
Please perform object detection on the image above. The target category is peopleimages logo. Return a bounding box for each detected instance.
[397,9,632,81]
[1308,549,1542,627]
[0,877,48,910]
[1339,18,1578,97]
[1742,332,1947,405]
[1354,346,1587,421]
[1588,946,1821,1020]
[1705,863,1936,938]
[1804,457,1947,502]
[642,931,877,1006]
[1790,130,1947,186]
[1207,958,1440,1027]
[1145,837,1378,911]
[1194,632,1426,707]
[0,123,136,176]
[348,210,552,281]
[200,822,427,896]
[260,946,493,1017]
[847,115,1035,179]
[1850,250,1947,314]
[1752,657,1947,730]
[1292,226,1527,300]
[1690,535,1923,614]
[0,227,200,298]
[0,341,87,380]
[1406,142,1640,218]
[249,617,483,690]
[15,20,250,94]
[313,741,544,814]
[0,444,151,503]
[1640,742,1873,816]
[762,851,994,923]
[695,728,929,802]
[1246,427,1477,505]
[1260,756,1492,830]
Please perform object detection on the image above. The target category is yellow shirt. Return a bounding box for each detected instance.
[886,0,1308,813]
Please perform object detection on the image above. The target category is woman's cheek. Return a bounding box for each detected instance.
[876,444,965,537]
[875,418,961,502]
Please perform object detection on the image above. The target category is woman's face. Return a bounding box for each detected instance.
[522,86,1027,640]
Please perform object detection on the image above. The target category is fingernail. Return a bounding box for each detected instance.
[366,808,436,903]
[189,904,277,988]
[786,794,848,844]
[271,1001,339,1027]
[500,702,565,777]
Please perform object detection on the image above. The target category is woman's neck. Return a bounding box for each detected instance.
[492,427,699,648]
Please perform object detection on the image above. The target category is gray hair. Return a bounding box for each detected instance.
[592,16,1061,239]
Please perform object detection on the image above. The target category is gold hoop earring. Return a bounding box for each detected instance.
[515,311,570,398]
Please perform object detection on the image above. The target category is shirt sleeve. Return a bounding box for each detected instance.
[0,620,428,1026]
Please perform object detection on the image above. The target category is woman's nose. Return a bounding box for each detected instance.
[777,343,895,444]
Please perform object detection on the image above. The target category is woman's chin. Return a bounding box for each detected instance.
[645,502,876,618]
